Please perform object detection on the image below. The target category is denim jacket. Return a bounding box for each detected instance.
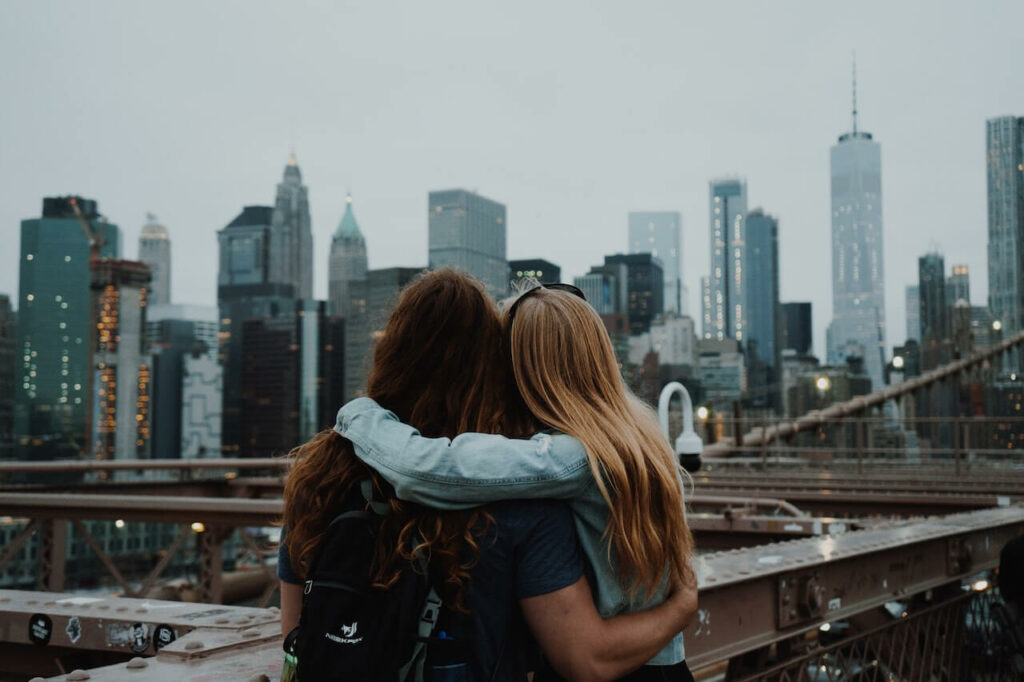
[336,397,685,665]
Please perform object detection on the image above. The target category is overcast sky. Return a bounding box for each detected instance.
[2,0,1022,355]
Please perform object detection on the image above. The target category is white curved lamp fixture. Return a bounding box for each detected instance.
[658,381,703,472]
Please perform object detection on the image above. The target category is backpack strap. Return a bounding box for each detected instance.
[361,478,393,516]
[398,586,442,682]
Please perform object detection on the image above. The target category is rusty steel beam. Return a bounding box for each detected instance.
[0,505,1017,680]
[0,457,288,474]
[682,505,1024,669]
[692,487,1010,517]
[0,493,281,526]
[704,328,1024,457]
[0,588,280,680]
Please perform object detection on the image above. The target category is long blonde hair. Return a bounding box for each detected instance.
[505,287,695,598]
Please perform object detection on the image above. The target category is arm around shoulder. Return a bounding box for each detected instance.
[336,398,592,506]
[521,576,697,681]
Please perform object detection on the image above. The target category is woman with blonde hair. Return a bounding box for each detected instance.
[337,282,697,680]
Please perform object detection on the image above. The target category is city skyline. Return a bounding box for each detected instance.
[1,2,1022,357]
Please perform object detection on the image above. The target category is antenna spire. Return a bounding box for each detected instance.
[851,52,858,135]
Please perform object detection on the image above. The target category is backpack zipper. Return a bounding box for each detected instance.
[304,579,361,595]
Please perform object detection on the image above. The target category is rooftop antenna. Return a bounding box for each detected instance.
[851,51,858,135]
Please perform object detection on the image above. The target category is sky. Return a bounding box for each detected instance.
[1,0,1022,357]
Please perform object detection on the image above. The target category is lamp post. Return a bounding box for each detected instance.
[992,319,1004,377]
[658,382,703,473]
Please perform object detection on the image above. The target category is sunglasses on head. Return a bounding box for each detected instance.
[507,283,587,324]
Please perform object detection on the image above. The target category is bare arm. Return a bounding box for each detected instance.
[521,576,698,681]
[280,581,302,635]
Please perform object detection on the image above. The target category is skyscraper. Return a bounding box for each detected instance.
[147,304,219,460]
[328,193,368,318]
[428,189,507,299]
[919,252,949,370]
[744,209,781,408]
[0,295,15,453]
[706,178,748,340]
[91,259,152,461]
[828,70,886,387]
[629,211,683,314]
[946,264,970,305]
[345,267,423,400]
[270,153,314,299]
[217,205,295,455]
[603,254,664,335]
[138,214,171,306]
[781,302,812,355]
[905,285,921,342]
[986,116,1024,337]
[239,300,343,458]
[16,197,120,460]
[574,262,628,315]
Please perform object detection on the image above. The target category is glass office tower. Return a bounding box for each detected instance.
[986,116,1024,340]
[828,107,886,387]
[628,211,683,314]
[706,179,747,340]
[428,189,507,299]
[15,197,120,460]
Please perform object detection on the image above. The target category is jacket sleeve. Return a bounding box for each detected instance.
[335,398,592,509]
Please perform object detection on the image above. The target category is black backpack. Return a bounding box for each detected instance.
[285,480,473,682]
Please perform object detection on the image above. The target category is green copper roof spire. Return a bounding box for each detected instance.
[334,193,363,239]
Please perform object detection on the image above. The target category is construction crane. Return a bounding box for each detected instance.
[67,197,103,264]
[67,197,104,460]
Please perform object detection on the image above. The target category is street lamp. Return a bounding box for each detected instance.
[892,355,905,370]
[815,375,832,393]
[993,320,1003,332]
[658,382,703,473]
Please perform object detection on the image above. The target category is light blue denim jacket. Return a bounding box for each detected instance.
[336,397,685,665]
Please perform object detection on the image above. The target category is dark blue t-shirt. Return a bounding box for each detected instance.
[279,499,583,680]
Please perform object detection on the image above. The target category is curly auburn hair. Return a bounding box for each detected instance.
[283,268,535,609]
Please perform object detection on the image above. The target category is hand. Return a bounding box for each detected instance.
[665,574,699,631]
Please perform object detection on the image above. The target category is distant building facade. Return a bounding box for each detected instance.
[240,300,343,458]
[705,179,748,340]
[345,267,424,400]
[270,154,314,300]
[428,189,507,299]
[905,285,921,342]
[0,295,14,452]
[217,205,295,456]
[574,262,628,315]
[919,252,949,369]
[650,315,696,367]
[697,338,746,407]
[986,116,1024,338]
[328,194,367,319]
[146,304,219,459]
[947,264,970,305]
[90,259,152,461]
[604,253,663,335]
[743,209,781,408]
[509,259,560,291]
[138,214,171,306]
[781,302,812,355]
[828,101,886,388]
[629,211,682,314]
[15,197,120,460]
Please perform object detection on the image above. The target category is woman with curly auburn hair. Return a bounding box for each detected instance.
[279,269,696,681]
[336,281,698,681]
